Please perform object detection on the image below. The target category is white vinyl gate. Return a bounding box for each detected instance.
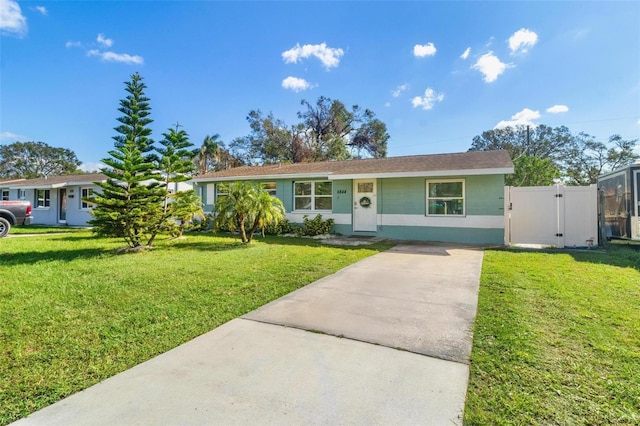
[504,184,598,248]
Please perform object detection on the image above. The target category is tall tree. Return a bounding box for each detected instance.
[298,97,389,160]
[88,72,166,249]
[230,111,310,165]
[0,141,81,179]
[194,134,222,174]
[193,134,243,174]
[469,125,638,186]
[230,96,389,165]
[151,127,196,244]
[565,134,639,185]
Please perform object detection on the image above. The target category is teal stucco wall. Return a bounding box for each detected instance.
[196,173,506,245]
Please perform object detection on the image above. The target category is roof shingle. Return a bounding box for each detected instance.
[194,150,513,180]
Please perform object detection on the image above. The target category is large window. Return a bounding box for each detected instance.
[427,180,465,216]
[294,181,332,211]
[1,189,8,201]
[81,187,94,209]
[35,189,51,208]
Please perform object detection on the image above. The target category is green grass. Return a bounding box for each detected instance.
[465,246,640,425]
[0,232,393,425]
[9,225,88,234]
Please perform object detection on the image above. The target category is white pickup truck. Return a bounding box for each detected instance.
[0,200,33,237]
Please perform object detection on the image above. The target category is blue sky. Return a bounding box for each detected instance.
[1,0,639,170]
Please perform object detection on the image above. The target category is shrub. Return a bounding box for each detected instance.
[263,218,294,235]
[296,214,335,236]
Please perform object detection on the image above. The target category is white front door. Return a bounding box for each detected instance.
[353,179,377,232]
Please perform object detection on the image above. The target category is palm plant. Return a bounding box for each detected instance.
[213,182,285,243]
[246,190,285,241]
[195,134,222,175]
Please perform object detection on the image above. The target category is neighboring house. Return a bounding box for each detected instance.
[0,173,192,227]
[192,150,514,244]
[0,174,107,226]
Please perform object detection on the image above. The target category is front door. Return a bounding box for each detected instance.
[58,188,67,223]
[353,179,377,232]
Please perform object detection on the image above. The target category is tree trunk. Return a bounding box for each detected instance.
[236,214,248,243]
[247,218,262,243]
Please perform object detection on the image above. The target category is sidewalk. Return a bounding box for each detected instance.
[12,243,484,426]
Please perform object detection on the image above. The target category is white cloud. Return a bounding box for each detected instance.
[66,40,82,48]
[413,42,437,57]
[88,50,144,65]
[494,108,541,128]
[385,102,391,107]
[392,84,409,98]
[34,6,47,15]
[97,33,113,48]
[1,0,27,37]
[472,52,512,83]
[79,162,105,172]
[411,88,444,110]
[508,28,538,54]
[282,42,344,69]
[0,131,24,140]
[546,104,569,114]
[282,76,313,92]
[460,47,471,60]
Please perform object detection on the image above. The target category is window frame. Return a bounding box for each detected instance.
[80,187,94,209]
[426,179,466,216]
[35,189,51,208]
[1,189,8,201]
[18,189,26,200]
[293,181,333,212]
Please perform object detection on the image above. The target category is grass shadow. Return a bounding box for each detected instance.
[0,247,113,266]
[173,232,397,253]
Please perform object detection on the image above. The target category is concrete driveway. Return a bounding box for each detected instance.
[12,243,484,426]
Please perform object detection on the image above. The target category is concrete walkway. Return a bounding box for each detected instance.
[12,243,484,426]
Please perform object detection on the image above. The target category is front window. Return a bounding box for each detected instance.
[81,187,94,209]
[1,189,8,201]
[261,182,277,197]
[36,189,51,208]
[294,181,332,211]
[427,180,465,216]
[18,189,26,200]
[216,183,229,203]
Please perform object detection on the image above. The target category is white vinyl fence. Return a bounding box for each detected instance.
[504,184,598,248]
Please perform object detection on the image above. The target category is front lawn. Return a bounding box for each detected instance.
[9,225,88,235]
[0,232,392,425]
[465,246,640,424]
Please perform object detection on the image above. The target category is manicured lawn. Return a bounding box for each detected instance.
[0,232,393,425]
[465,246,640,425]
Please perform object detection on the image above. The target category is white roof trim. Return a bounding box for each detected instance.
[329,167,514,180]
[8,180,103,189]
[192,167,513,183]
[8,183,66,189]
